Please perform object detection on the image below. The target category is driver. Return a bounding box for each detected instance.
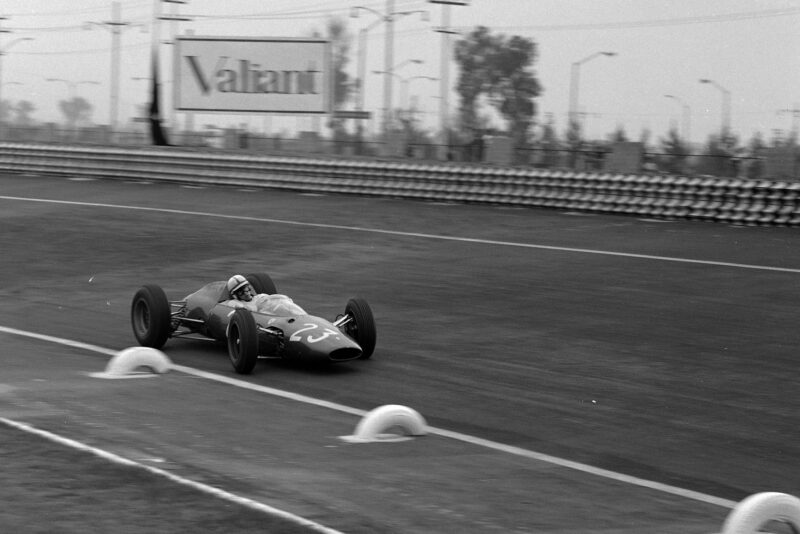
[224,274,270,311]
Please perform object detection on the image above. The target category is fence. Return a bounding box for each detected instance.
[1,124,798,181]
[0,142,798,227]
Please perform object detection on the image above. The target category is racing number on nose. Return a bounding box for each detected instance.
[290,323,341,343]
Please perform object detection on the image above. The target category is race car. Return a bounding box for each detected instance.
[130,272,376,374]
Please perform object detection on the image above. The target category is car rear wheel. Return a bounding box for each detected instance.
[246,272,277,295]
[344,298,376,359]
[131,285,172,349]
[227,309,259,374]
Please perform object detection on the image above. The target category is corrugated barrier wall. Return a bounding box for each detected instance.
[0,143,798,226]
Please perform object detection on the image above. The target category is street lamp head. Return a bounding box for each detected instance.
[1,36,34,54]
[602,52,616,57]
[397,9,430,22]
[350,7,360,18]
[411,59,424,64]
[699,78,711,84]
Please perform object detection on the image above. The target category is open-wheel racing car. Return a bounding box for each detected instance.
[130,273,376,374]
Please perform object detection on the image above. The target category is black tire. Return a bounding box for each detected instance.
[344,298,377,359]
[246,272,277,295]
[131,284,172,349]
[227,309,259,374]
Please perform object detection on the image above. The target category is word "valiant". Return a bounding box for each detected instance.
[185,56,321,95]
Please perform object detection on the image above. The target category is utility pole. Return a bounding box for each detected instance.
[160,1,190,131]
[104,2,127,133]
[0,19,33,139]
[699,78,731,139]
[351,6,427,144]
[0,17,11,131]
[383,0,394,141]
[778,104,800,140]
[86,1,139,134]
[430,0,466,161]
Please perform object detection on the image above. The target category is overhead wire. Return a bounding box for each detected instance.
[5,3,799,59]
[466,5,800,32]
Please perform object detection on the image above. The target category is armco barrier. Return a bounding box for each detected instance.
[0,143,798,226]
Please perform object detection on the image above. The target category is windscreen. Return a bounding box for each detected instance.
[255,294,306,316]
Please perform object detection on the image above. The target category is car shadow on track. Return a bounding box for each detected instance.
[160,339,365,378]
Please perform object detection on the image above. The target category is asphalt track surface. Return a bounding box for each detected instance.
[1,172,798,533]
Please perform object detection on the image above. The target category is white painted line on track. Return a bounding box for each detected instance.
[0,325,117,357]
[0,417,345,534]
[0,324,738,510]
[1,194,797,274]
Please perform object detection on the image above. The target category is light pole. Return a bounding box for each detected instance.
[160,1,191,131]
[46,78,100,134]
[373,59,423,121]
[392,58,423,73]
[350,3,428,141]
[350,6,427,115]
[85,1,131,132]
[431,1,466,160]
[778,104,800,140]
[568,51,616,128]
[372,71,434,120]
[401,75,437,119]
[664,94,691,142]
[0,37,34,128]
[699,78,731,139]
[46,78,101,100]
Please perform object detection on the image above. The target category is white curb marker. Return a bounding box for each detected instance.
[0,324,739,509]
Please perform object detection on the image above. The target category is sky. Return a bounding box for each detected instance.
[1,0,799,145]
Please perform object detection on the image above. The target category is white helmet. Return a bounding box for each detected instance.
[226,274,250,298]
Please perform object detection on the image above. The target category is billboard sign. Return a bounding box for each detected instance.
[174,36,330,114]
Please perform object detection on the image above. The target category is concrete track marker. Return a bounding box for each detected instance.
[0,324,739,509]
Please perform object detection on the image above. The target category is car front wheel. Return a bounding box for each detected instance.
[131,284,172,349]
[344,298,376,359]
[227,309,259,374]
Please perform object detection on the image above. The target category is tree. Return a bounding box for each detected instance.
[13,100,35,126]
[325,16,354,111]
[312,16,355,140]
[538,113,561,168]
[565,118,583,167]
[487,35,541,150]
[59,97,93,128]
[454,26,497,134]
[701,133,740,177]
[0,100,12,123]
[745,131,766,179]
[454,26,541,148]
[609,124,628,143]
[659,127,689,174]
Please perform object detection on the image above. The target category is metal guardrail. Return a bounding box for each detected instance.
[0,142,798,226]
